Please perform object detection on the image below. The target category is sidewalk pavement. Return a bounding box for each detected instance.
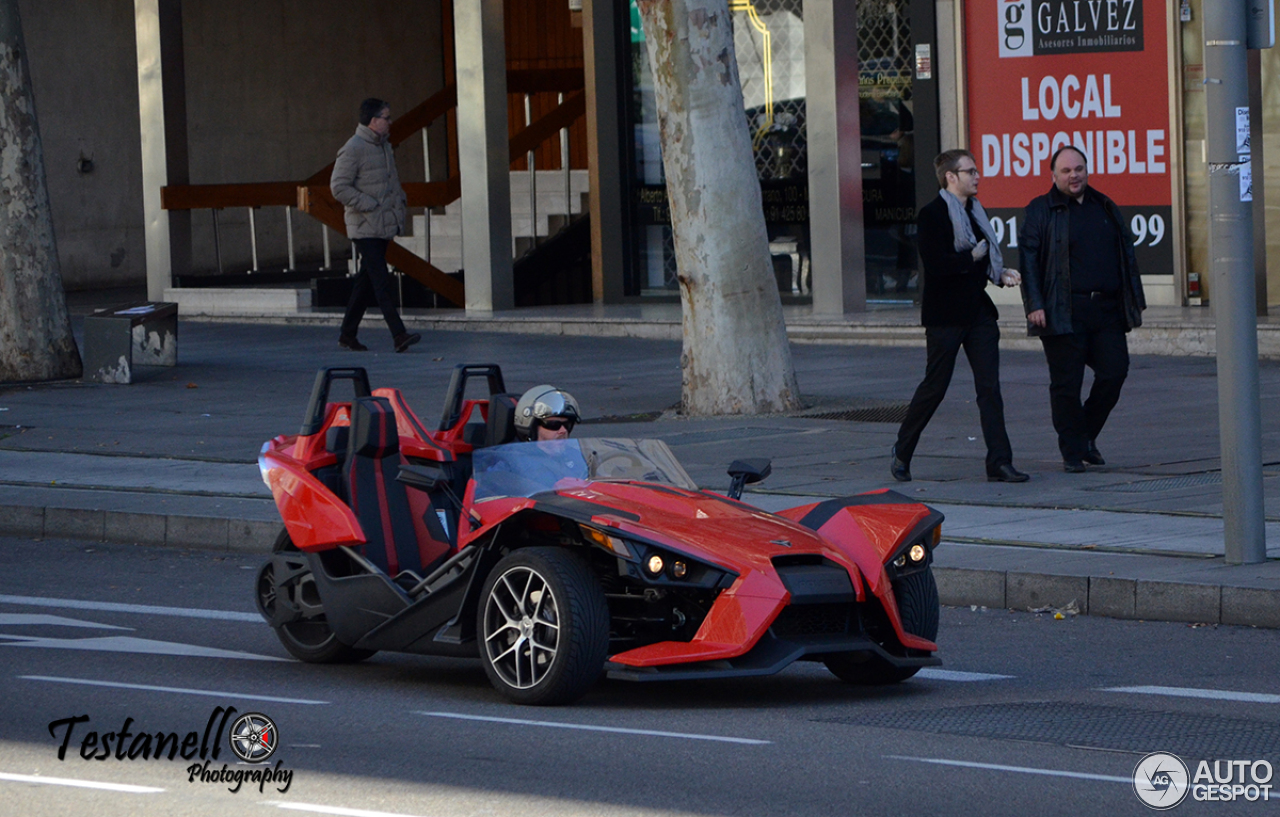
[2,297,1278,629]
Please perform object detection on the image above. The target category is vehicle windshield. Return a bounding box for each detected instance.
[471,438,698,502]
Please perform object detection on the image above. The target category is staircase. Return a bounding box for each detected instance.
[397,169,590,272]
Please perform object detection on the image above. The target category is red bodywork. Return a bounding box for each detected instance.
[259,386,940,671]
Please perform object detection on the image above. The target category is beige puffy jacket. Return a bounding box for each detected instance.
[330,124,407,240]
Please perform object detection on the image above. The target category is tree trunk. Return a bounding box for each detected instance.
[0,0,81,382]
[636,0,800,415]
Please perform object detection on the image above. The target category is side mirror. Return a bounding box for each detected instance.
[397,463,447,493]
[726,458,772,501]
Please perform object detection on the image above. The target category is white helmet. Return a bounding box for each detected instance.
[514,385,581,440]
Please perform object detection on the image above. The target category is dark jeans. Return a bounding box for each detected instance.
[340,238,406,339]
[1039,294,1129,461]
[895,316,1013,470]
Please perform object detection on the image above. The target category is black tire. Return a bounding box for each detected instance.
[477,547,609,705]
[825,567,939,685]
[258,529,376,664]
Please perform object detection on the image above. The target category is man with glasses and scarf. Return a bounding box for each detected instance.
[891,149,1029,484]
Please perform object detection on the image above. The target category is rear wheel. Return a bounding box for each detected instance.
[825,567,939,685]
[257,529,376,664]
[478,547,609,705]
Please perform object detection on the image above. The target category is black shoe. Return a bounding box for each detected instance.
[394,332,421,353]
[890,445,911,482]
[987,463,1029,483]
[1063,459,1087,473]
[1084,440,1106,466]
[338,335,368,351]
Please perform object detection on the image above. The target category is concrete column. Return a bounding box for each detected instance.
[454,0,513,312]
[134,0,190,301]
[805,1,865,314]
[583,0,627,303]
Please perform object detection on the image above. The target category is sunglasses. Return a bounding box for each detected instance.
[540,418,575,432]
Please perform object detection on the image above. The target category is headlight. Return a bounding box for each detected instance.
[672,560,688,579]
[909,544,926,563]
[646,554,665,576]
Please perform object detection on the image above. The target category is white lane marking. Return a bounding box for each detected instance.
[886,755,1130,784]
[21,675,327,705]
[265,803,428,817]
[1103,685,1280,704]
[0,633,286,662]
[416,711,771,745]
[917,668,1013,682]
[0,613,131,630]
[0,771,164,793]
[0,594,261,622]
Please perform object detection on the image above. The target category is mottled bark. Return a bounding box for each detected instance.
[637,0,799,415]
[0,0,81,382]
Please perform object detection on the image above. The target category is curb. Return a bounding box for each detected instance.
[3,504,1276,630]
[0,504,277,554]
[934,567,1280,629]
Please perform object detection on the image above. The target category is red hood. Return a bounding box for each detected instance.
[554,481,854,575]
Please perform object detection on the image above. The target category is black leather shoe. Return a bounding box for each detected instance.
[987,463,1029,483]
[890,446,911,482]
[1063,459,1087,473]
[1084,440,1106,465]
[394,332,421,353]
[338,335,368,351]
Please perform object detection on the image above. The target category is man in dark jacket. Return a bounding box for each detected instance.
[1018,146,1145,472]
[331,97,420,354]
[891,149,1028,483]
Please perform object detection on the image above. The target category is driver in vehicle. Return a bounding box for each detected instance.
[513,385,581,442]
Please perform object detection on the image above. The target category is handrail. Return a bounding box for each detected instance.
[159,67,587,308]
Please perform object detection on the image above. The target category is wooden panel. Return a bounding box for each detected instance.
[161,182,300,210]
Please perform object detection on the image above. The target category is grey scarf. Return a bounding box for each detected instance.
[939,189,1003,284]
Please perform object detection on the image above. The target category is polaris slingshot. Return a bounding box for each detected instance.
[256,364,944,704]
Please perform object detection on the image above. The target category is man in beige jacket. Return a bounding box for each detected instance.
[332,98,420,353]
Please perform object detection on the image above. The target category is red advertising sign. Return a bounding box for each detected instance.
[964,0,1172,274]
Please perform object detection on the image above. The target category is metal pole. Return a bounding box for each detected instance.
[212,208,223,275]
[525,93,537,249]
[285,206,295,271]
[1248,49,1267,317]
[322,224,330,270]
[248,207,259,272]
[1205,0,1266,564]
[559,91,570,225]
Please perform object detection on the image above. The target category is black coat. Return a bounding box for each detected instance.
[916,194,999,328]
[1017,184,1146,336]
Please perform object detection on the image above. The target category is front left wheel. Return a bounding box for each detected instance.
[825,566,939,685]
[477,547,609,705]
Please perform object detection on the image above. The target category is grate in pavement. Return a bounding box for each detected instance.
[788,403,910,424]
[817,701,1280,757]
[656,427,800,445]
[1086,474,1224,493]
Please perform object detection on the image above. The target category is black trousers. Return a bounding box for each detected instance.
[895,316,1013,470]
[340,237,407,340]
[1039,294,1129,461]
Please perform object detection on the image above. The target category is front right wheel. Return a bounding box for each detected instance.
[477,547,609,705]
